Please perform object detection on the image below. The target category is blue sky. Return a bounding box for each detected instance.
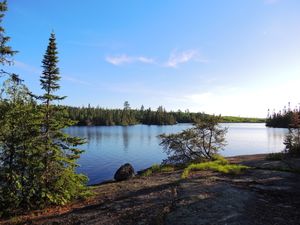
[3,0,300,117]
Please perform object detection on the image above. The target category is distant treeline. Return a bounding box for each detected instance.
[66,102,265,126]
[221,116,265,123]
[266,103,300,128]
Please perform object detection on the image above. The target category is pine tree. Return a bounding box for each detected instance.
[0,1,37,216]
[0,1,17,70]
[0,77,41,216]
[38,32,88,206]
[0,0,20,85]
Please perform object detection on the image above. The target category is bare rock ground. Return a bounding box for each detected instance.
[2,154,300,225]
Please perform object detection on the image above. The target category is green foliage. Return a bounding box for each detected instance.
[266,103,299,128]
[141,169,153,177]
[0,0,17,67]
[283,113,300,156]
[267,106,300,157]
[66,105,265,127]
[66,105,264,126]
[266,152,285,161]
[35,32,88,207]
[181,158,249,179]
[0,78,42,216]
[221,116,265,123]
[141,164,175,176]
[66,105,183,126]
[0,31,89,217]
[160,116,227,164]
[0,2,42,216]
[211,154,229,165]
[284,131,300,156]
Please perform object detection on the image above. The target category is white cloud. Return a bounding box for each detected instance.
[137,56,154,64]
[105,54,155,66]
[165,49,208,68]
[105,49,208,67]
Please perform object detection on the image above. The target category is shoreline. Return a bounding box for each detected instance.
[70,121,267,127]
[91,153,270,186]
[2,153,300,225]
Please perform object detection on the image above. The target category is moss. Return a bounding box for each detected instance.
[141,169,153,177]
[181,159,249,179]
[211,154,229,165]
[141,164,175,176]
[160,165,175,172]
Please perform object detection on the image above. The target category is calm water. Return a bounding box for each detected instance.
[65,123,288,185]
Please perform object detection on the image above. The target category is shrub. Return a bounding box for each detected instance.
[283,113,300,156]
[160,116,227,164]
[266,152,285,161]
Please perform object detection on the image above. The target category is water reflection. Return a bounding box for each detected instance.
[122,126,129,150]
[266,127,288,153]
[65,123,288,184]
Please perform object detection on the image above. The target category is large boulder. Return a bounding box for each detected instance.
[114,163,135,181]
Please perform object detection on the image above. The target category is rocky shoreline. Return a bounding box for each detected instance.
[1,154,300,225]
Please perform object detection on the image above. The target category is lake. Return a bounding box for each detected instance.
[65,123,288,185]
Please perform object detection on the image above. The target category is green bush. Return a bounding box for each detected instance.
[266,152,285,161]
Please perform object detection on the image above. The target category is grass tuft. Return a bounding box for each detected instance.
[141,164,175,176]
[181,156,249,179]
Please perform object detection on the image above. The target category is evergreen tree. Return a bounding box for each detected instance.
[0,77,43,215]
[284,112,300,156]
[38,32,88,206]
[0,1,36,216]
[0,0,21,85]
[0,1,17,70]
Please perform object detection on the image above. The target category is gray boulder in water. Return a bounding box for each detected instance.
[114,163,135,181]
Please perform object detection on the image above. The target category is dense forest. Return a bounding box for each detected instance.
[66,103,265,126]
[67,103,205,126]
[266,103,300,128]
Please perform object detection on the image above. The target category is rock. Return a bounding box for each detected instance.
[114,163,135,181]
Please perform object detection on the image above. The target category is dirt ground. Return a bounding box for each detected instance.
[1,154,300,225]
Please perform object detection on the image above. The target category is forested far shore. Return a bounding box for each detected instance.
[266,103,300,128]
[66,104,265,126]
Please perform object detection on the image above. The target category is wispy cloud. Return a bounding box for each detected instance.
[14,60,41,75]
[105,49,208,68]
[105,54,155,66]
[62,75,94,86]
[165,49,208,68]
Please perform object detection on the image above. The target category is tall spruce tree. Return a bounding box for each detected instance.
[39,32,88,206]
